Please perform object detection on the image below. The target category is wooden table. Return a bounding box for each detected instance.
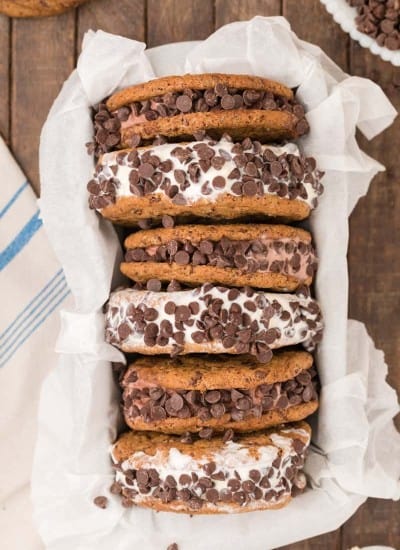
[0,1,398,548]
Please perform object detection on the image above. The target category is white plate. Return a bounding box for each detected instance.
[321,0,400,66]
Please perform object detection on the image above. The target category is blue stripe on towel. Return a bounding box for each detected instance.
[0,270,67,349]
[0,181,29,219]
[0,288,70,368]
[0,275,68,356]
[0,210,43,272]
[0,269,65,343]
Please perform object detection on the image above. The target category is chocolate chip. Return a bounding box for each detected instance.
[118,322,130,340]
[212,176,225,189]
[167,544,178,550]
[199,427,213,439]
[249,469,261,483]
[165,393,184,414]
[138,162,155,179]
[206,488,219,503]
[144,308,158,321]
[215,83,228,97]
[205,390,221,404]
[176,95,193,112]
[146,278,162,291]
[162,214,175,228]
[221,94,235,109]
[243,180,258,196]
[93,495,108,509]
[174,250,190,265]
[220,488,233,502]
[223,428,234,442]
[232,491,247,505]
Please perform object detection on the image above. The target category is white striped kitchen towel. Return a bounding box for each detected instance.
[0,135,71,550]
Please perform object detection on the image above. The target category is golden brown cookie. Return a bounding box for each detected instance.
[107,74,294,110]
[105,284,323,359]
[121,224,317,291]
[92,73,309,154]
[88,138,324,226]
[110,422,311,514]
[121,352,318,434]
[0,0,87,16]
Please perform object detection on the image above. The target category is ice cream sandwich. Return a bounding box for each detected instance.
[87,137,323,225]
[121,351,318,434]
[104,283,323,361]
[110,421,311,513]
[92,73,309,153]
[121,224,317,291]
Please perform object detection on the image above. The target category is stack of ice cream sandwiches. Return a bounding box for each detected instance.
[88,73,324,514]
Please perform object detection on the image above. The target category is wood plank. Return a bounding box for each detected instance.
[343,42,400,550]
[77,0,145,55]
[348,45,400,401]
[279,531,341,550]
[146,0,214,48]
[283,0,349,70]
[342,497,400,548]
[215,0,281,27]
[0,15,10,142]
[11,13,75,195]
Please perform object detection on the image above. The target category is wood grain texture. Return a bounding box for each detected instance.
[0,15,10,141]
[11,13,75,194]
[344,40,400,550]
[77,0,145,54]
[283,0,349,70]
[215,0,281,26]
[146,0,214,47]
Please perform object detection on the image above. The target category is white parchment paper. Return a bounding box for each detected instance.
[33,17,400,550]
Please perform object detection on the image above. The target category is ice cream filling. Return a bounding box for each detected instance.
[88,139,324,211]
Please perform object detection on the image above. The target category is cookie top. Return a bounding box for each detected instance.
[124,224,311,249]
[122,351,313,391]
[106,73,294,111]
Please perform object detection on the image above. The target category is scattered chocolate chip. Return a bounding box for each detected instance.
[93,496,108,509]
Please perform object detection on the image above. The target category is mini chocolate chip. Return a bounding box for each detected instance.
[220,488,233,502]
[93,496,108,509]
[162,214,175,228]
[205,390,221,404]
[174,250,190,265]
[212,176,225,189]
[144,308,158,321]
[227,478,241,491]
[249,470,261,483]
[221,94,235,109]
[199,427,213,439]
[232,491,247,505]
[243,180,258,196]
[136,469,149,485]
[109,481,122,495]
[138,162,155,179]
[179,474,192,486]
[176,95,193,112]
[147,278,162,291]
[206,488,219,503]
[223,428,234,442]
[203,461,217,475]
[118,322,131,340]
